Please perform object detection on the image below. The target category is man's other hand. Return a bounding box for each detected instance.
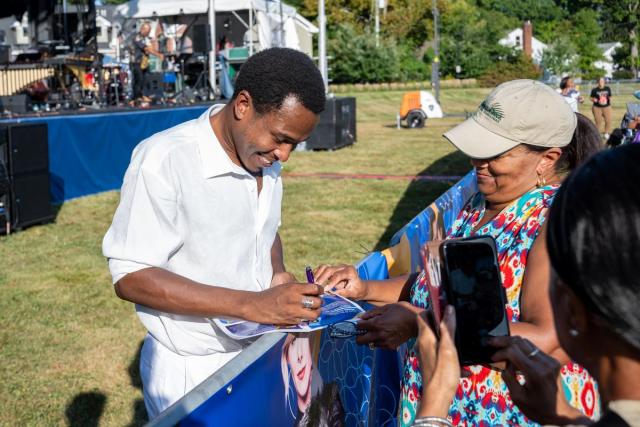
[246,283,323,325]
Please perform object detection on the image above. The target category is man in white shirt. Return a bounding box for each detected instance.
[102,48,327,419]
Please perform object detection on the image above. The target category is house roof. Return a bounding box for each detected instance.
[598,42,621,53]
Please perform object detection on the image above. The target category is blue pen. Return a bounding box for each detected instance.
[305,266,315,283]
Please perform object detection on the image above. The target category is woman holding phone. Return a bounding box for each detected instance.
[415,145,640,427]
[315,80,602,426]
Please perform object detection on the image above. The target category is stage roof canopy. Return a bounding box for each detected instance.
[115,0,298,19]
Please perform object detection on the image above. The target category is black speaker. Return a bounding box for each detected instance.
[192,24,211,54]
[0,94,31,114]
[0,144,9,231]
[306,97,357,150]
[0,44,10,64]
[0,123,54,234]
[144,72,164,99]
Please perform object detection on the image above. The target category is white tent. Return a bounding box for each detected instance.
[114,0,317,55]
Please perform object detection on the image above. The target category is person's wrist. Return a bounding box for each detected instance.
[360,280,372,300]
[412,416,452,427]
[419,383,454,418]
[397,301,420,337]
[546,400,592,426]
[237,290,258,321]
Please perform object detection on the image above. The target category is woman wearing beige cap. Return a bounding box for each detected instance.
[314,80,602,426]
[416,145,640,427]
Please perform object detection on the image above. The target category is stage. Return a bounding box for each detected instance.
[0,103,219,203]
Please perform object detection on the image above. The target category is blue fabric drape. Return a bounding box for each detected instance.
[0,105,212,203]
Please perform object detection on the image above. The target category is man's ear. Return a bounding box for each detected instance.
[233,90,252,120]
[537,147,563,176]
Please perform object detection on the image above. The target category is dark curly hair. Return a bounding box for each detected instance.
[547,144,640,351]
[232,48,326,115]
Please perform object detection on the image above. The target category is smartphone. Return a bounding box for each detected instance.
[439,235,510,366]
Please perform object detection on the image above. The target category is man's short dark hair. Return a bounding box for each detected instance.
[232,47,326,115]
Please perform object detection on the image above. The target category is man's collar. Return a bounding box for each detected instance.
[197,104,249,179]
[197,104,282,180]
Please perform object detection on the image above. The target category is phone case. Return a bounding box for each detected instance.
[439,235,510,366]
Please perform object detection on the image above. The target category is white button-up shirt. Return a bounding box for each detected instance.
[102,104,283,356]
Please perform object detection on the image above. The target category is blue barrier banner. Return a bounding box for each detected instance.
[0,105,214,203]
[150,171,479,427]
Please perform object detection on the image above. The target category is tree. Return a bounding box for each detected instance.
[439,0,514,78]
[568,9,603,76]
[541,35,580,75]
[477,0,565,23]
[601,0,640,77]
[327,23,401,83]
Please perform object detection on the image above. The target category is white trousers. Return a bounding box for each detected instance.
[140,334,241,419]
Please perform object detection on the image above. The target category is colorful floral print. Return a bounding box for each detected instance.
[400,186,600,426]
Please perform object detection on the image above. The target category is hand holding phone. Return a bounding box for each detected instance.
[425,235,510,366]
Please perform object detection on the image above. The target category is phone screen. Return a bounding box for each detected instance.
[442,238,510,365]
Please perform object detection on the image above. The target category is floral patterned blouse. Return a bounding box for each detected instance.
[400,186,600,426]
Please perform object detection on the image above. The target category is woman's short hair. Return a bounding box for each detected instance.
[547,144,640,351]
[559,76,571,90]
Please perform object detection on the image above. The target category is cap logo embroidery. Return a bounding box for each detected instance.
[478,99,504,123]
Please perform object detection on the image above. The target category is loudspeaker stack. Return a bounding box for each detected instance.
[0,123,54,234]
[305,97,357,150]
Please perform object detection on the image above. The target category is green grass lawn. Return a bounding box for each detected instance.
[0,85,633,426]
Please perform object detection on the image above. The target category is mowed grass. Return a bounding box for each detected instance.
[0,84,633,426]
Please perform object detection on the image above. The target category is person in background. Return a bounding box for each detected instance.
[558,76,584,113]
[590,77,613,140]
[102,48,326,419]
[316,80,603,426]
[415,145,640,427]
[130,22,164,105]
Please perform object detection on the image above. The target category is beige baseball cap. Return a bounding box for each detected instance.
[443,79,577,159]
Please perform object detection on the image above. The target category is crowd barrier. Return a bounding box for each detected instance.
[149,172,478,427]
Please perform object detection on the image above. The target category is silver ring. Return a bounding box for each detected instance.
[528,348,540,358]
[302,297,314,309]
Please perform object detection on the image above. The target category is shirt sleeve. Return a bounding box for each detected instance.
[102,162,182,284]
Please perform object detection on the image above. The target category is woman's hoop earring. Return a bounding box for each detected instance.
[536,174,547,188]
[569,328,579,337]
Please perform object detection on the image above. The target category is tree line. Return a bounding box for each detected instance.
[289,0,639,83]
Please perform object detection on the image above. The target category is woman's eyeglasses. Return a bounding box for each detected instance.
[328,320,367,339]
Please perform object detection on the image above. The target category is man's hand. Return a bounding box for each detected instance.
[314,264,369,300]
[489,336,591,426]
[355,302,418,349]
[270,271,297,287]
[244,283,323,325]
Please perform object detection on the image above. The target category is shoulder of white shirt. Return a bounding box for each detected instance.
[130,117,202,174]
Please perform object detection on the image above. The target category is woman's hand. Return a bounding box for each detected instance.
[314,264,369,300]
[416,305,460,418]
[355,302,418,349]
[489,336,591,426]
